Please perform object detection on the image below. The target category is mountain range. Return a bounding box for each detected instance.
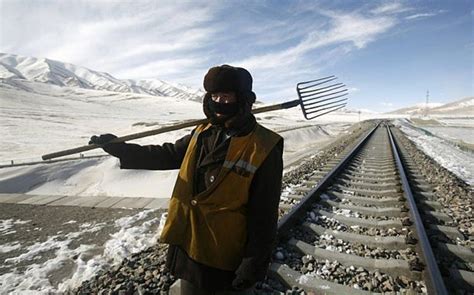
[0,53,204,102]
[387,97,473,116]
[1,52,471,116]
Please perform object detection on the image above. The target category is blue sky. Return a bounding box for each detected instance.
[1,0,472,112]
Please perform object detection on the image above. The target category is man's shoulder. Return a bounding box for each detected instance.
[255,123,282,140]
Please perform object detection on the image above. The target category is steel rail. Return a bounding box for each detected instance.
[386,125,448,295]
[277,122,380,235]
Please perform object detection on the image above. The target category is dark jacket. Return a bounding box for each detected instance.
[104,117,283,291]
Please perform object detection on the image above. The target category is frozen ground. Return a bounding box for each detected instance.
[437,117,474,128]
[0,203,167,293]
[396,119,474,185]
[407,117,474,145]
[422,126,474,145]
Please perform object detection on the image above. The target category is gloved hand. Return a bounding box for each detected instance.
[88,133,118,145]
[232,257,262,291]
[89,133,126,158]
[232,276,255,291]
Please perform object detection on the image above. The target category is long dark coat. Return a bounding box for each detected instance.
[104,116,283,291]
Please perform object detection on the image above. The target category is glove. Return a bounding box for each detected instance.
[232,257,263,291]
[89,133,126,157]
[89,133,118,145]
[232,277,255,291]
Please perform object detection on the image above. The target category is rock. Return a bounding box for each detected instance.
[275,251,285,260]
[398,275,410,287]
[382,280,394,292]
[113,284,122,292]
[374,271,382,281]
[363,282,373,291]
[371,277,379,288]
[301,254,313,264]
[137,285,146,295]
[136,266,145,275]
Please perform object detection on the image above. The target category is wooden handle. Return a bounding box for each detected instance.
[42,118,210,160]
[41,99,301,161]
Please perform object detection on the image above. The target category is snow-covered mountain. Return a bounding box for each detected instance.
[429,97,474,114]
[388,97,473,116]
[0,53,204,101]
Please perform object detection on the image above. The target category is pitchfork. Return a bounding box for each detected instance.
[42,75,348,160]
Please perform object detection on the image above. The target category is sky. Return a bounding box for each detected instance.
[0,0,472,112]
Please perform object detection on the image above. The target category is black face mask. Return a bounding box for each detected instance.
[208,99,239,117]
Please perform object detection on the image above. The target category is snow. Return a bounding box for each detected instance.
[1,219,31,234]
[437,118,474,128]
[423,126,474,144]
[0,157,179,198]
[0,53,205,101]
[99,210,160,264]
[0,210,161,293]
[389,97,474,116]
[1,235,97,293]
[0,241,22,254]
[396,120,474,185]
[297,274,310,284]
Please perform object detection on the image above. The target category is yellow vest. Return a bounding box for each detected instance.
[160,123,282,270]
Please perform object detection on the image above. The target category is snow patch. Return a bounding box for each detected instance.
[0,210,162,293]
[0,241,22,253]
[0,219,31,234]
[297,274,309,284]
[396,120,474,184]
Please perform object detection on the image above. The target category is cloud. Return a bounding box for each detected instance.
[0,1,410,102]
[370,2,412,15]
[234,11,395,69]
[113,57,207,80]
[405,12,438,20]
[227,9,396,101]
[0,1,219,78]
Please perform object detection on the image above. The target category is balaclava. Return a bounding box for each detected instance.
[203,65,256,128]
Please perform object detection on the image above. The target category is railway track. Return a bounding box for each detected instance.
[267,122,473,294]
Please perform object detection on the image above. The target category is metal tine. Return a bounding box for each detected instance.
[305,102,346,116]
[302,88,348,102]
[298,82,344,95]
[297,76,337,91]
[306,104,346,120]
[307,104,346,119]
[297,75,335,86]
[304,98,348,111]
[299,84,346,99]
[303,92,348,107]
[305,104,346,119]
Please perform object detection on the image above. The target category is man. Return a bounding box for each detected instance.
[89,65,283,294]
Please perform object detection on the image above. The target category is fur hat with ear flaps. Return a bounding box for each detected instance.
[203,65,257,129]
